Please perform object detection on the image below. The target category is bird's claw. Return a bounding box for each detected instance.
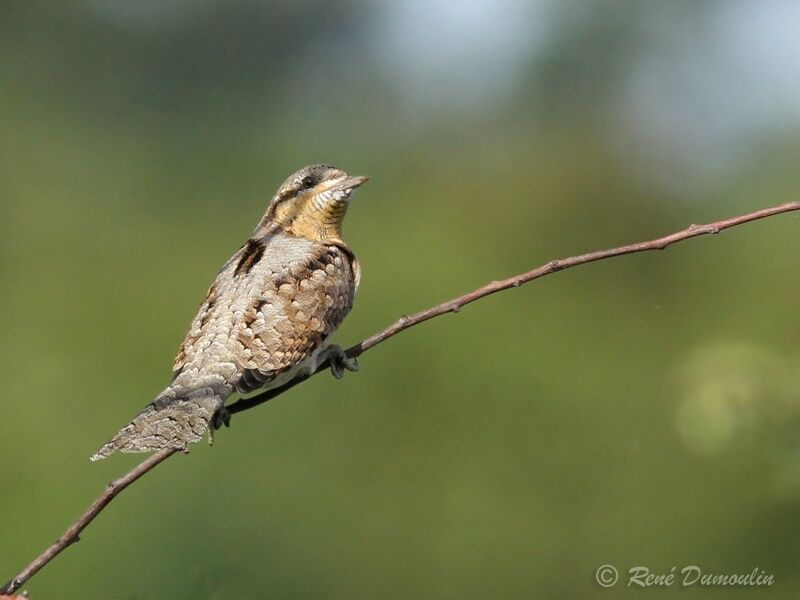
[213,406,231,429]
[324,345,359,380]
[208,406,231,446]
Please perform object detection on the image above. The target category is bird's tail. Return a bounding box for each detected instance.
[90,386,227,461]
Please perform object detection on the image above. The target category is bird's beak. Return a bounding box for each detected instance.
[331,175,370,193]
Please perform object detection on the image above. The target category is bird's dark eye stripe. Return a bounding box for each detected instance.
[274,175,318,204]
[276,188,297,203]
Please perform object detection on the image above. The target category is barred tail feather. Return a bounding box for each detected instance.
[91,389,224,461]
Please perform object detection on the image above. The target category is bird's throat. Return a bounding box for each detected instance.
[271,197,349,243]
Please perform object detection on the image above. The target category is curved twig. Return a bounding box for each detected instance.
[2,200,798,595]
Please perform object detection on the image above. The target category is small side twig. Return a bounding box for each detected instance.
[2,200,798,595]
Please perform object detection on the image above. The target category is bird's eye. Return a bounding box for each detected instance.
[301,176,315,188]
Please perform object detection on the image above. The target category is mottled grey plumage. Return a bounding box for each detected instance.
[92,165,367,460]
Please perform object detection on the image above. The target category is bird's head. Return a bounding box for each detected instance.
[261,164,369,243]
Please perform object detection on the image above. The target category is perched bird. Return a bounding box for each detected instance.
[92,165,368,460]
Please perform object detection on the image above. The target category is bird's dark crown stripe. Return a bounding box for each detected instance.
[234,239,266,276]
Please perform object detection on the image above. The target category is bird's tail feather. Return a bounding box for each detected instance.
[91,388,225,461]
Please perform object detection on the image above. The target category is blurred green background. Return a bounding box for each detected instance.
[2,1,799,598]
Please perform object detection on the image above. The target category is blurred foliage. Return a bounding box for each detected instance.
[1,1,799,599]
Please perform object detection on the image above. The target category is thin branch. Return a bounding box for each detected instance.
[1,450,176,595]
[227,200,800,414]
[3,200,798,595]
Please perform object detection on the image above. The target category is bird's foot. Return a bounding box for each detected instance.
[322,344,359,380]
[207,406,231,446]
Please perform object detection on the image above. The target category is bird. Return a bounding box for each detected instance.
[91,164,368,460]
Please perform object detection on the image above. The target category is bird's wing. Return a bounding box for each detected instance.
[233,241,358,393]
[171,233,357,394]
[171,245,246,376]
